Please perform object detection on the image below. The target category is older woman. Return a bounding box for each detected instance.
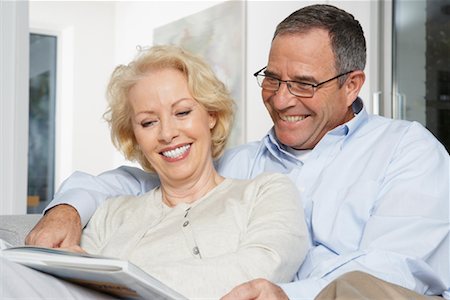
[79,45,308,299]
[1,45,308,300]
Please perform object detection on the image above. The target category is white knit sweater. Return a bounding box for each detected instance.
[81,172,308,299]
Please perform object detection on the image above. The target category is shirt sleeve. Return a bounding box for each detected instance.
[280,122,450,299]
[45,166,160,227]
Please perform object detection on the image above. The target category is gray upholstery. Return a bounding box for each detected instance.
[0,214,41,246]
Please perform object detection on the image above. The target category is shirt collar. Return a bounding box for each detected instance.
[328,97,367,137]
[347,97,367,135]
[263,129,299,167]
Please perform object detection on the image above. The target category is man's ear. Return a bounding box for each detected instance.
[344,70,365,106]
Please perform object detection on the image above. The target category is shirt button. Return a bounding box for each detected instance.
[183,220,189,227]
[192,247,199,255]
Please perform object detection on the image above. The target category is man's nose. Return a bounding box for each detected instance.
[271,82,297,110]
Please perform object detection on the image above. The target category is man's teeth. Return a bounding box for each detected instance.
[162,145,191,158]
[280,115,306,122]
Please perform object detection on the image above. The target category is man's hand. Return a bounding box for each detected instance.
[60,245,88,254]
[221,279,289,300]
[25,204,82,248]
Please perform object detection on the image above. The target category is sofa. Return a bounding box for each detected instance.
[0,214,41,246]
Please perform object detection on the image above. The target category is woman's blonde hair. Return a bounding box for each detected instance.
[104,45,235,172]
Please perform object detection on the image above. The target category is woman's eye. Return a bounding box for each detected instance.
[176,110,191,117]
[141,120,156,128]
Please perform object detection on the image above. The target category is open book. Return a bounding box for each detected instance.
[0,245,187,300]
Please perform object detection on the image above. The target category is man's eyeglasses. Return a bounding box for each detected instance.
[253,67,354,98]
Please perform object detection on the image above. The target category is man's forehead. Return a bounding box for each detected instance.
[267,33,335,77]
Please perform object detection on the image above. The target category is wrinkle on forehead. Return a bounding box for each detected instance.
[268,30,336,80]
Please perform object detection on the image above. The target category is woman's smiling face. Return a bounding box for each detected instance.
[129,68,217,185]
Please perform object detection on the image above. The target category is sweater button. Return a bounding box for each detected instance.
[183,220,189,227]
[192,247,199,255]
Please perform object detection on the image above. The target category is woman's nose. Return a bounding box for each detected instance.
[158,119,178,143]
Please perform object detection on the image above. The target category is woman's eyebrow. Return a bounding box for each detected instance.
[172,97,195,106]
[134,110,156,118]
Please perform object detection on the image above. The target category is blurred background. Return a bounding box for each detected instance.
[1,0,449,214]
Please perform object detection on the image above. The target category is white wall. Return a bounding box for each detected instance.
[30,1,117,185]
[111,0,379,154]
[111,1,224,167]
[113,1,224,65]
[246,1,322,142]
[0,0,29,214]
[28,0,380,184]
[330,0,380,116]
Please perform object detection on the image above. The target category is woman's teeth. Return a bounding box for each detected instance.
[162,144,191,158]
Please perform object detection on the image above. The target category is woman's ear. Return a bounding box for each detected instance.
[344,70,365,106]
[208,112,217,129]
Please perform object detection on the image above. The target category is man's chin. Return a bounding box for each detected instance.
[275,130,301,148]
[276,132,316,151]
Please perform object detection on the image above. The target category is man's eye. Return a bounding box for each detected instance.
[291,82,312,91]
[265,77,279,85]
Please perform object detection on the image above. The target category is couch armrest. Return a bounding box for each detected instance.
[0,214,41,246]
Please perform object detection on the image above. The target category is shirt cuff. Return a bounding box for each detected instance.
[278,278,327,300]
[45,189,99,227]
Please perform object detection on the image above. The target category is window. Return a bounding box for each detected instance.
[27,33,57,213]
[393,0,450,152]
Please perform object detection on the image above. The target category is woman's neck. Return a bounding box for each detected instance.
[160,166,224,207]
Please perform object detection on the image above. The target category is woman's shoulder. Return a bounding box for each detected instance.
[97,188,160,219]
[230,172,294,188]
[223,172,297,204]
[253,172,292,182]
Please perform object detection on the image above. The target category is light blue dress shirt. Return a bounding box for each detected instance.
[50,98,450,299]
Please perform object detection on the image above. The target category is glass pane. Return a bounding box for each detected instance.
[28,33,57,213]
[393,0,450,152]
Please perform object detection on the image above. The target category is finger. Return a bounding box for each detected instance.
[27,227,64,248]
[24,232,35,245]
[25,205,81,248]
[221,281,260,300]
[59,245,87,254]
[59,229,82,248]
[25,222,56,247]
[33,234,61,248]
[25,219,44,245]
[25,216,64,247]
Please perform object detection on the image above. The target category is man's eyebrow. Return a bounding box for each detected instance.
[263,69,278,77]
[292,74,317,84]
[264,69,317,84]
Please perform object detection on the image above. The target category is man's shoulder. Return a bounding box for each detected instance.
[223,140,265,158]
[357,116,447,155]
[216,140,268,178]
[362,115,432,139]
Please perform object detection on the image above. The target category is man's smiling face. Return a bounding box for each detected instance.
[263,29,355,150]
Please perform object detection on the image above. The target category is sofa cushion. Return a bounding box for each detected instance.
[0,214,41,246]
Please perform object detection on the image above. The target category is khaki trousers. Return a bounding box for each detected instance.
[315,271,444,300]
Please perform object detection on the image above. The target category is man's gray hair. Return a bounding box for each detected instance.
[274,4,366,85]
